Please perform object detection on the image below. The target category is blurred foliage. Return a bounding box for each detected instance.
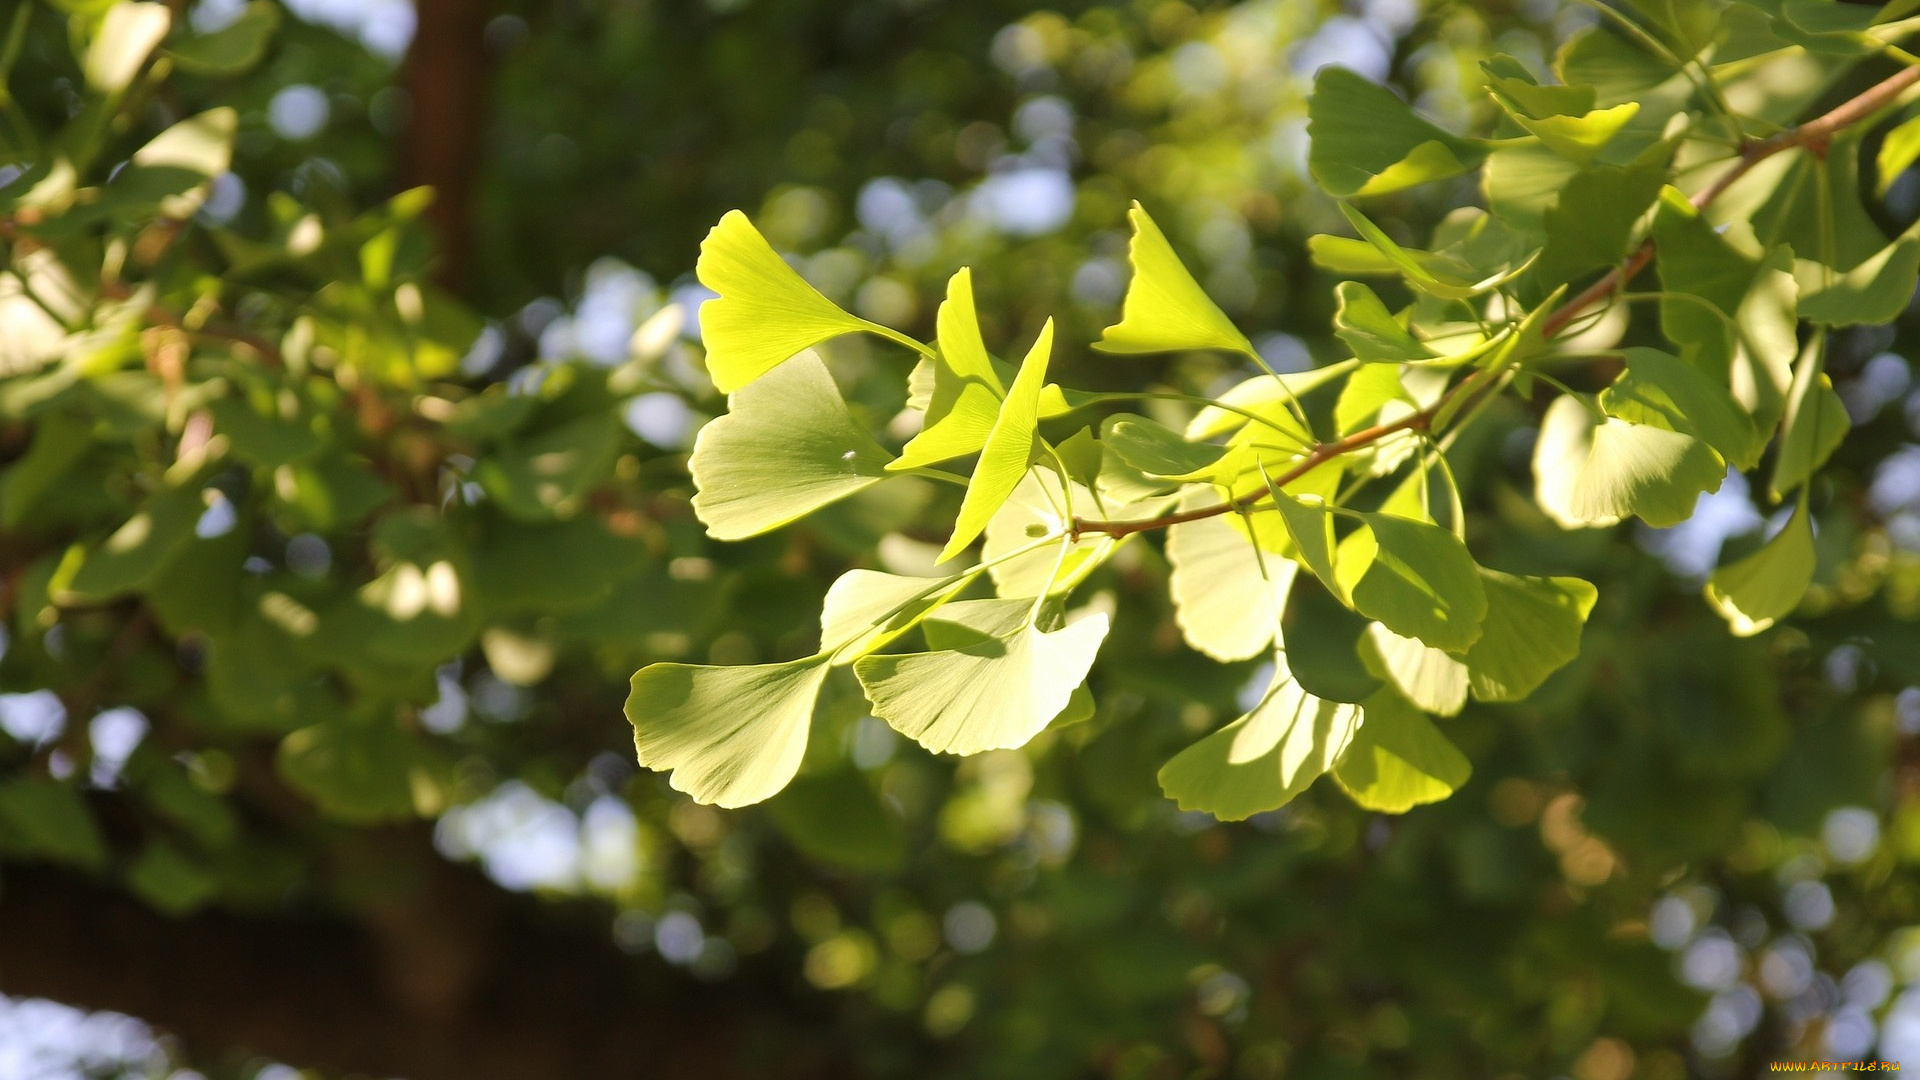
[6,2,1920,1080]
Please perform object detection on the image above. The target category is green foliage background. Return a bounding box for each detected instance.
[6,1,1920,1078]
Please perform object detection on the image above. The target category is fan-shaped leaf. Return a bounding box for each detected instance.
[1094,203,1255,358]
[1361,622,1468,716]
[626,656,830,808]
[1157,652,1362,820]
[854,601,1109,754]
[1333,691,1471,813]
[1461,570,1596,702]
[1533,394,1724,529]
[695,211,903,392]
[1333,512,1488,652]
[1333,282,1435,363]
[690,351,894,539]
[1308,66,1487,198]
[939,320,1054,562]
[1705,500,1815,636]
[1167,496,1297,662]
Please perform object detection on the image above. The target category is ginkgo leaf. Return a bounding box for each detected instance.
[1333,690,1471,813]
[979,469,1151,598]
[1156,652,1363,821]
[1797,220,1920,326]
[1601,347,1760,469]
[166,1,280,75]
[1705,500,1815,636]
[1770,337,1849,501]
[1330,204,1535,301]
[1102,414,1227,481]
[87,1,172,94]
[1533,394,1724,529]
[1167,494,1298,662]
[695,211,910,392]
[1508,103,1640,165]
[1536,159,1665,289]
[1333,512,1488,652]
[1094,202,1256,358]
[67,481,206,600]
[1361,622,1468,716]
[892,268,1006,470]
[820,568,969,663]
[1879,113,1920,195]
[1334,362,1415,435]
[690,351,894,539]
[1307,66,1487,198]
[1185,363,1351,441]
[853,603,1109,755]
[1334,281,1435,363]
[1481,55,1594,118]
[1460,570,1597,702]
[626,655,831,808]
[1274,490,1341,593]
[939,319,1054,563]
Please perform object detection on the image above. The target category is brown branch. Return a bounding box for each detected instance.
[1072,62,1920,541]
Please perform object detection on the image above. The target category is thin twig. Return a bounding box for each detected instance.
[1070,63,1920,541]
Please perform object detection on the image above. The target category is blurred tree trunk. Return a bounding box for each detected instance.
[0,842,861,1079]
[404,0,491,293]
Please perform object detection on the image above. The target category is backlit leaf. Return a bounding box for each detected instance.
[1361,622,1469,716]
[1308,66,1487,198]
[1333,512,1488,652]
[1705,499,1816,636]
[690,350,894,539]
[1533,394,1724,529]
[1770,336,1849,501]
[626,656,831,808]
[1157,651,1362,820]
[1167,494,1298,662]
[1333,281,1434,363]
[1461,570,1596,702]
[1333,690,1471,813]
[892,268,1004,470]
[86,2,172,94]
[940,320,1054,562]
[1095,203,1256,358]
[695,211,905,392]
[854,600,1109,754]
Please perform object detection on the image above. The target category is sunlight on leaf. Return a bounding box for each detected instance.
[939,320,1055,562]
[695,210,905,392]
[1333,690,1470,813]
[627,656,831,808]
[1461,570,1596,702]
[1167,494,1298,662]
[1157,650,1362,821]
[690,351,894,539]
[854,599,1109,754]
[1705,500,1815,637]
[1094,202,1256,358]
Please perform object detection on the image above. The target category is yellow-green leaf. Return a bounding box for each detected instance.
[626,655,831,808]
[1460,570,1596,702]
[939,319,1054,562]
[1308,66,1487,198]
[1157,651,1363,821]
[892,268,1006,470]
[1167,495,1298,662]
[1705,500,1816,637]
[1333,690,1471,813]
[853,600,1109,754]
[689,351,894,539]
[1094,202,1256,358]
[695,211,908,392]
